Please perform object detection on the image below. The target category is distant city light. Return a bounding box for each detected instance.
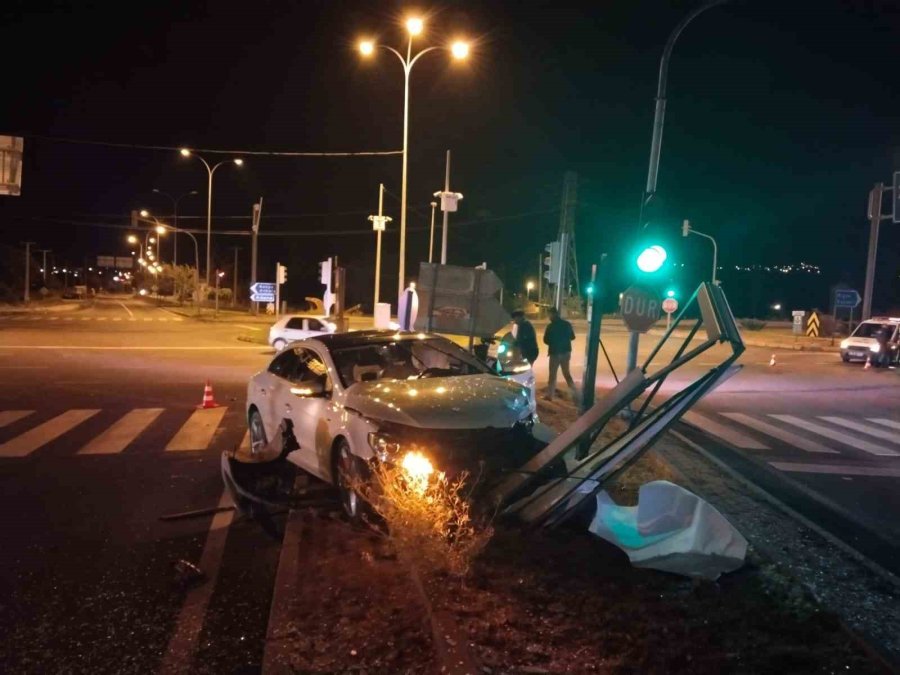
[772,303,782,310]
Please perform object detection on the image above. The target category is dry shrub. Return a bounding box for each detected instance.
[358,451,493,578]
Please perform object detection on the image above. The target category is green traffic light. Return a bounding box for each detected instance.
[636,245,667,273]
[586,283,595,295]
[666,289,676,298]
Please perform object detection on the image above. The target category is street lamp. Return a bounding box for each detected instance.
[526,280,535,299]
[179,148,244,288]
[152,189,198,267]
[681,219,718,285]
[215,269,225,316]
[142,212,202,314]
[358,17,470,302]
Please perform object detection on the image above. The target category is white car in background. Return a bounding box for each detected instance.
[840,317,900,366]
[245,330,539,519]
[268,314,336,351]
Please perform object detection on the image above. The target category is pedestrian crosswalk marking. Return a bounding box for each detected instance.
[0,409,100,457]
[770,415,900,457]
[165,407,228,452]
[819,416,900,444]
[770,462,900,478]
[0,410,34,428]
[682,411,770,450]
[721,413,839,454]
[78,408,164,455]
[867,418,900,432]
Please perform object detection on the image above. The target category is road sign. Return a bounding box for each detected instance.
[414,262,509,337]
[250,282,276,303]
[834,289,861,309]
[621,285,660,333]
[806,311,820,338]
[662,297,678,314]
[792,310,805,335]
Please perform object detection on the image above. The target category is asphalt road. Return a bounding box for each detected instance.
[1,294,899,671]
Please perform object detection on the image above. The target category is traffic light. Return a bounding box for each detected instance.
[319,258,332,287]
[276,263,287,284]
[543,241,561,283]
[682,219,691,237]
[635,244,667,273]
[665,288,676,298]
[586,282,595,296]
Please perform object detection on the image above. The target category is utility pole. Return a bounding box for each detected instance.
[434,150,463,266]
[368,184,391,311]
[428,200,437,264]
[250,198,262,315]
[862,182,888,320]
[231,246,240,307]
[558,171,580,305]
[38,249,51,283]
[21,241,35,303]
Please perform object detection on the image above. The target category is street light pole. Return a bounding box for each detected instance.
[152,189,198,268]
[368,183,392,311]
[428,200,437,263]
[179,149,243,289]
[682,220,718,285]
[627,0,728,375]
[358,20,470,303]
[38,249,51,283]
[21,241,35,303]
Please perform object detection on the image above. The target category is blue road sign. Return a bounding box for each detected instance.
[834,289,861,309]
[250,282,276,303]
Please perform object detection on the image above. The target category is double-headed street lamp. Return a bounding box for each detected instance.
[151,188,198,267]
[358,17,470,302]
[179,149,243,289]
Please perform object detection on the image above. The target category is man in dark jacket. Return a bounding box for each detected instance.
[543,307,579,404]
[510,310,539,364]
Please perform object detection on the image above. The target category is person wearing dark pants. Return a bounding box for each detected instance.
[543,307,579,405]
[510,309,539,365]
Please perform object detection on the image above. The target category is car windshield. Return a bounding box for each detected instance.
[331,337,491,387]
[852,322,895,339]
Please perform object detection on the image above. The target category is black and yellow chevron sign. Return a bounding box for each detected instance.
[806,311,820,337]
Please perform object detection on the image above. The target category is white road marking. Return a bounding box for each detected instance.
[112,317,122,322]
[143,317,153,322]
[64,317,73,321]
[96,316,107,321]
[117,301,134,319]
[236,324,262,331]
[867,418,900,432]
[48,316,60,321]
[78,408,164,455]
[0,409,100,457]
[819,416,900,444]
[0,410,34,428]
[770,415,900,457]
[80,316,91,321]
[770,462,900,478]
[171,317,184,322]
[682,411,770,449]
[129,318,137,321]
[158,318,168,322]
[165,407,228,451]
[721,413,839,454]
[159,490,234,672]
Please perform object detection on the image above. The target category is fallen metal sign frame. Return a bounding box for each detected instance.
[490,282,745,528]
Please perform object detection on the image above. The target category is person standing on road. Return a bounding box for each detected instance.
[510,310,539,365]
[543,307,579,404]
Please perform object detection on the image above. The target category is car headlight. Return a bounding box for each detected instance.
[870,343,881,353]
[840,339,849,349]
[368,431,402,461]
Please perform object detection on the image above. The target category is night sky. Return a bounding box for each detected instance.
[2,0,900,315]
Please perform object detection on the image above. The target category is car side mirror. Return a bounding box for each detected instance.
[290,381,326,397]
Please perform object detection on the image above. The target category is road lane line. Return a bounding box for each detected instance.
[171,317,183,322]
[682,411,770,449]
[112,317,122,322]
[78,408,164,455]
[165,407,228,451]
[117,301,134,318]
[96,316,107,321]
[819,417,900,445]
[48,316,60,321]
[770,462,900,478]
[867,418,900,432]
[722,413,839,454]
[236,324,262,331]
[158,317,168,322]
[159,490,234,673]
[64,317,73,321]
[143,317,153,322]
[0,411,34,428]
[770,415,900,457]
[0,409,100,457]
[80,316,91,321]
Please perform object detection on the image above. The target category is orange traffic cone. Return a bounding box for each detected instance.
[197,380,221,409]
[864,355,872,370]
[769,354,776,367]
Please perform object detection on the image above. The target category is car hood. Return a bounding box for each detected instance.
[843,337,878,348]
[344,374,533,429]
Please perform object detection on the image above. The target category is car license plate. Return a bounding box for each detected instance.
[849,351,864,358]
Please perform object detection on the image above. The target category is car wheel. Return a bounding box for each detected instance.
[335,438,366,521]
[273,338,286,352]
[841,353,850,363]
[248,409,268,455]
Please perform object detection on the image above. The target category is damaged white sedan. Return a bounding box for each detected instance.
[245,330,539,519]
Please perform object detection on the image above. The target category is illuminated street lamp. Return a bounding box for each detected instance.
[179,148,244,288]
[141,211,202,314]
[359,17,471,302]
[526,280,535,299]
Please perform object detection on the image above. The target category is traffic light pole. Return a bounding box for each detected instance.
[862,182,889,321]
[275,261,280,317]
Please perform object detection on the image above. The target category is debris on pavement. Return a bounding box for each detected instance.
[588,480,748,580]
[172,559,206,588]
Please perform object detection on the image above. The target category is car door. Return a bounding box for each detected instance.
[256,349,302,442]
[283,317,308,342]
[273,346,337,479]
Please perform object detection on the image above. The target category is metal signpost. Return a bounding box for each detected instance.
[832,288,861,344]
[662,297,678,331]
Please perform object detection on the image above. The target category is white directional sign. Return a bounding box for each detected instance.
[250,282,276,303]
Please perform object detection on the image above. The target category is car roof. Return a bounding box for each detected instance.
[863,317,900,324]
[309,329,448,350]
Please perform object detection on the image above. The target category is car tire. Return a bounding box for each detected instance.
[841,353,850,363]
[248,408,268,455]
[335,438,366,522]
[272,338,286,352]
